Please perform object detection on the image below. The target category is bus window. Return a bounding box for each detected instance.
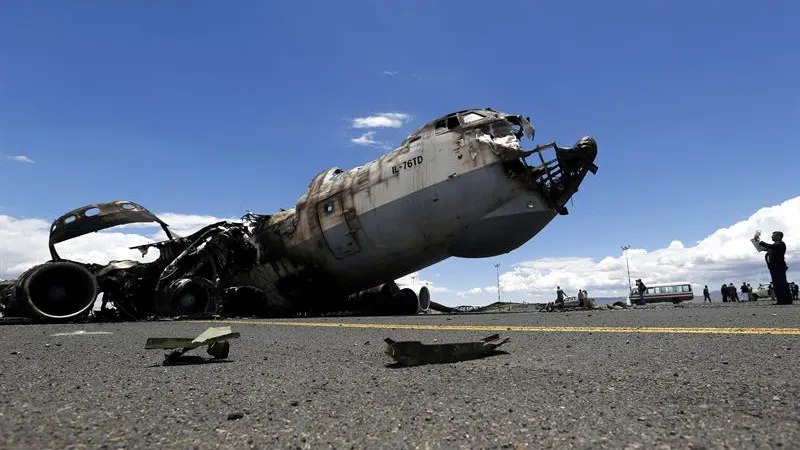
[681,285,691,292]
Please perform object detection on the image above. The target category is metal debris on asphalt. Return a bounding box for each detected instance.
[144,326,241,366]
[384,334,510,367]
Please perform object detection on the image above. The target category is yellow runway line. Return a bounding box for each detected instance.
[192,320,800,335]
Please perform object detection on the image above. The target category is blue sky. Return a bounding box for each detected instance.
[1,1,798,304]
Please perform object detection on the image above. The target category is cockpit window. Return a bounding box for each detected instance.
[435,115,461,134]
[446,115,459,129]
[461,112,485,124]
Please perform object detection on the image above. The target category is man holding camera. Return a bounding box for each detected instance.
[752,230,792,305]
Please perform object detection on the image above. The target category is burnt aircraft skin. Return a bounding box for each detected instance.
[0,108,598,322]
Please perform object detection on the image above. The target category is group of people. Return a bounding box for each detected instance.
[702,230,794,304]
[552,231,793,307]
[702,281,798,303]
[703,282,756,302]
[555,286,591,307]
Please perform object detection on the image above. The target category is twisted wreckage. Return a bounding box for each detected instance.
[0,108,599,323]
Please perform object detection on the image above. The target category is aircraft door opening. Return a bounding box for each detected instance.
[317,193,362,259]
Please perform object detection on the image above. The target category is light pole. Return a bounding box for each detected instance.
[621,245,632,293]
[494,263,501,302]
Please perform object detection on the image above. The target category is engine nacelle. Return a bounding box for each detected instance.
[157,277,219,317]
[418,286,431,312]
[6,261,98,322]
[346,282,428,316]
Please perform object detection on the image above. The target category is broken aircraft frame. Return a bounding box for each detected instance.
[0,107,598,323]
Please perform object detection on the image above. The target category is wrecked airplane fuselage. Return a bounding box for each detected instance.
[0,108,598,323]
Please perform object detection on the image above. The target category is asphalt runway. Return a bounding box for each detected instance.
[1,301,799,449]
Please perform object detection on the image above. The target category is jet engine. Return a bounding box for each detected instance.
[418,286,431,312]
[346,282,430,316]
[159,277,219,317]
[4,261,98,322]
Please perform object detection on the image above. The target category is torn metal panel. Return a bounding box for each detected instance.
[144,326,240,349]
[145,326,240,365]
[384,334,510,367]
[49,200,175,261]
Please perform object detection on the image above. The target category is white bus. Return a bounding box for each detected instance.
[628,281,694,305]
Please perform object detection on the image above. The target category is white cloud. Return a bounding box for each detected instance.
[455,286,499,297]
[396,271,450,294]
[350,131,380,146]
[350,131,393,150]
[351,112,410,129]
[8,155,34,164]
[495,196,800,302]
[383,71,398,76]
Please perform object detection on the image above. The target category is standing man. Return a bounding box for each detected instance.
[703,285,711,302]
[752,230,792,305]
[636,279,647,305]
[556,286,565,305]
[729,283,740,302]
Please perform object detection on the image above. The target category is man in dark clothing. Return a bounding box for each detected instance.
[740,282,749,302]
[636,279,647,305]
[721,284,729,302]
[729,283,739,302]
[753,230,792,304]
[703,285,711,302]
[556,286,565,306]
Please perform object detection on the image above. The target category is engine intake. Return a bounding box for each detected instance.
[8,261,98,322]
[418,286,431,312]
[160,277,219,317]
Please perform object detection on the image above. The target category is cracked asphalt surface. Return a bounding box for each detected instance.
[1,301,799,449]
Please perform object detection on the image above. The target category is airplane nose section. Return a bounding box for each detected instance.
[576,136,598,161]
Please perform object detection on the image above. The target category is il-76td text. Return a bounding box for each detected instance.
[392,155,424,175]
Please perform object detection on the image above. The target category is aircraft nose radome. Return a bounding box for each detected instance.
[573,136,598,174]
[576,136,598,162]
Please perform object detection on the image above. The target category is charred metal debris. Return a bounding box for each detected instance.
[1,201,288,323]
[144,326,241,366]
[384,334,510,367]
